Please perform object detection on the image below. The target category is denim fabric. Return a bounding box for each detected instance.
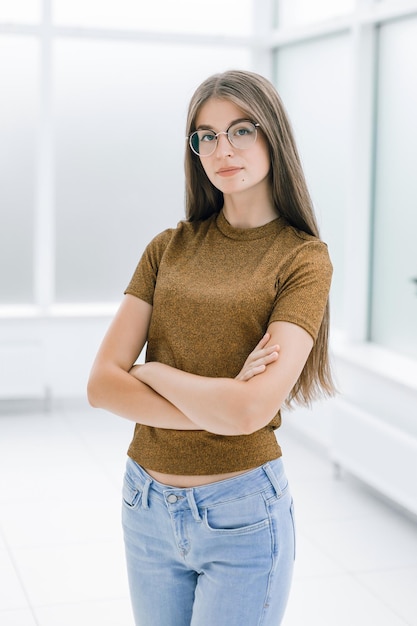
[122,457,295,626]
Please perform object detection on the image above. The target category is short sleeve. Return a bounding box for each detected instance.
[268,241,333,341]
[124,229,173,304]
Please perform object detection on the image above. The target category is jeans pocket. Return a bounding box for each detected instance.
[122,472,142,509]
[203,493,270,535]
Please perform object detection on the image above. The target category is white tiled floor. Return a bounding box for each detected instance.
[0,403,416,626]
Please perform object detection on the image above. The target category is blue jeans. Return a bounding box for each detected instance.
[122,457,295,626]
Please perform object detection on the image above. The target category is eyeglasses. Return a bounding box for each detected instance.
[188,120,260,157]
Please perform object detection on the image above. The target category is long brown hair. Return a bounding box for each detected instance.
[184,70,335,405]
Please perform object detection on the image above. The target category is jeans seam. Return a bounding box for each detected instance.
[256,506,276,626]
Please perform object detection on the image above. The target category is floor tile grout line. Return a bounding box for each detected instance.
[0,522,41,626]
[350,570,413,626]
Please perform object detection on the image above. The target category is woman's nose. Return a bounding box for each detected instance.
[215,132,233,156]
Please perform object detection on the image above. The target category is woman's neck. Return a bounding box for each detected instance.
[222,193,277,229]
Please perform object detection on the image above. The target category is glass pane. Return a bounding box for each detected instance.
[277,0,354,27]
[0,36,38,304]
[54,40,251,302]
[370,17,417,360]
[274,35,352,330]
[53,0,253,35]
[0,0,41,23]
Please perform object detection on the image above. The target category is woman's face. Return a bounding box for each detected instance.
[194,98,271,198]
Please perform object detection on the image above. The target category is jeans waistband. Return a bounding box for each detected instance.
[126,456,286,515]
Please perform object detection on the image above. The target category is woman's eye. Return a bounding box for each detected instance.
[200,132,216,142]
[234,126,251,137]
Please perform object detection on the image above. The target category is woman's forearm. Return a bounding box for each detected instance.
[87,364,201,430]
[136,362,263,436]
[135,323,312,436]
[126,333,280,435]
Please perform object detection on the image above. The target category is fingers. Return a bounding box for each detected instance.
[252,344,280,363]
[238,364,266,381]
[255,332,271,350]
[254,334,280,357]
[238,348,279,381]
[252,348,279,369]
[235,334,280,381]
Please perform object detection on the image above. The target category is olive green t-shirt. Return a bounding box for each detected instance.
[125,210,332,474]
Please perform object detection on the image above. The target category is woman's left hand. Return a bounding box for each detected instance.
[130,334,279,384]
[235,333,279,382]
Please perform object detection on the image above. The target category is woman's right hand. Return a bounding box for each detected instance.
[235,333,280,381]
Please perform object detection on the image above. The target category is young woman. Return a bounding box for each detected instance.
[88,69,334,626]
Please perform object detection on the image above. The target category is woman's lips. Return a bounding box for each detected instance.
[216,167,243,177]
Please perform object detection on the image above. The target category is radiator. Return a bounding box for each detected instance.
[330,399,417,517]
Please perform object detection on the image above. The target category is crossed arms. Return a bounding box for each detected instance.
[87,294,313,436]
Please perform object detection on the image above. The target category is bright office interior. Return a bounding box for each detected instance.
[1,1,417,625]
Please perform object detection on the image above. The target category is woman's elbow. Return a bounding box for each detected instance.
[237,399,281,435]
[86,367,106,408]
[238,416,269,436]
[86,376,99,408]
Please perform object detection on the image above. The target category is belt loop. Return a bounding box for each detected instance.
[186,489,201,521]
[141,477,152,509]
[263,462,282,499]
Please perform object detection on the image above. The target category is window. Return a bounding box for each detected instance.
[1,1,253,306]
[276,0,354,27]
[0,36,38,303]
[0,0,40,23]
[54,39,250,302]
[370,17,417,359]
[53,0,253,35]
[274,34,352,330]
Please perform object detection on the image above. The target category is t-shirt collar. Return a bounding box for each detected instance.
[216,209,283,240]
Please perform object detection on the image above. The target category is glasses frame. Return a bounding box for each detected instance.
[187,120,260,157]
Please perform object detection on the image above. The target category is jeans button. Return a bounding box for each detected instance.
[167,494,178,504]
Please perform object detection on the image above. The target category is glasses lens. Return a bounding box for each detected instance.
[190,130,217,156]
[189,122,258,156]
[228,121,258,150]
